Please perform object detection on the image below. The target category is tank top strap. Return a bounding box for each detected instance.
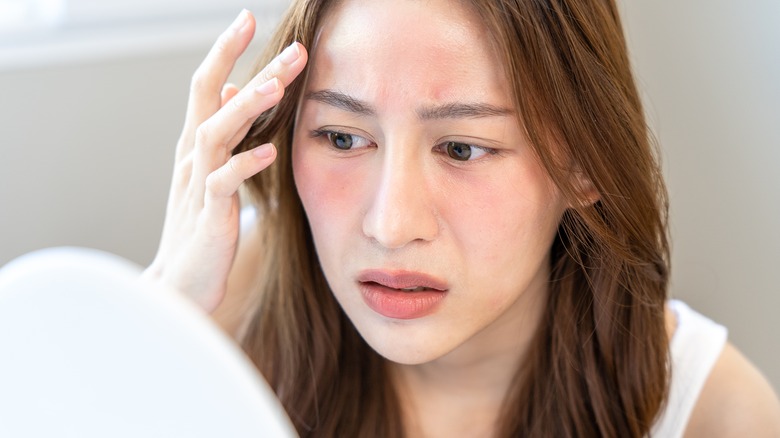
[650,300,728,437]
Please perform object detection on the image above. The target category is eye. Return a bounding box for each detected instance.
[312,129,373,151]
[328,132,355,150]
[443,141,492,161]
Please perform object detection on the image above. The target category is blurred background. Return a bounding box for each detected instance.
[1,0,778,389]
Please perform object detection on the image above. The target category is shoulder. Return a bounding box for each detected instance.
[684,341,780,437]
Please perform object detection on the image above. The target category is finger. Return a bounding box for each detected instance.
[199,43,307,155]
[203,144,277,214]
[246,42,308,91]
[183,10,256,142]
[191,77,283,187]
[213,44,307,153]
[190,43,307,194]
[218,83,247,150]
[225,119,255,152]
[221,83,241,107]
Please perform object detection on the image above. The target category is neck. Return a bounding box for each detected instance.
[390,277,548,437]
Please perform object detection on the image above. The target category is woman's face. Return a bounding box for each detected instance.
[292,0,567,365]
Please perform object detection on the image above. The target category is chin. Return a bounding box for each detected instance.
[354,322,456,366]
[371,345,444,366]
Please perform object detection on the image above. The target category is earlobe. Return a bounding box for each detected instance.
[569,170,601,208]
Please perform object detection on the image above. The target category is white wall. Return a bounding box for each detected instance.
[0,4,283,266]
[0,1,777,389]
[620,0,780,388]
[0,51,193,264]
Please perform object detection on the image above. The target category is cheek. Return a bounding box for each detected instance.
[292,143,366,239]
[438,162,563,295]
[442,179,555,255]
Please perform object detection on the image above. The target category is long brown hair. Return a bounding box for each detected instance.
[235,0,670,436]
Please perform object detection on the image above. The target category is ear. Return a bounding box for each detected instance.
[568,169,600,208]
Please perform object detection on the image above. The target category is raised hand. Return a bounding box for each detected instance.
[143,10,308,311]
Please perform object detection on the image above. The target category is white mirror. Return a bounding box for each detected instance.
[0,247,296,438]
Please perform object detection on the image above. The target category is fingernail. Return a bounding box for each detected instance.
[230,9,249,32]
[278,42,300,65]
[255,78,280,95]
[253,144,275,159]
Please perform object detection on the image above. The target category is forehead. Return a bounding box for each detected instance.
[306,0,510,107]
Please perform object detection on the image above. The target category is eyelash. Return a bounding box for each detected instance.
[309,129,497,163]
[310,129,375,152]
[434,141,497,162]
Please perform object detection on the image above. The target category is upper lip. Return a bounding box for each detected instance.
[356,269,449,291]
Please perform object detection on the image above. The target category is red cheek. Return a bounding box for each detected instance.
[295,154,369,221]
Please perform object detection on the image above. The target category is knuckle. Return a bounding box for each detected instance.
[227,155,242,175]
[214,33,231,55]
[173,157,193,183]
[257,65,279,86]
[258,72,273,85]
[190,34,233,94]
[195,123,211,144]
[190,70,209,94]
[231,94,249,113]
[204,170,222,195]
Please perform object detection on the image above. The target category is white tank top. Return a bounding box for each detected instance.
[650,300,728,437]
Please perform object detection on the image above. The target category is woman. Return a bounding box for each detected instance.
[144,0,780,436]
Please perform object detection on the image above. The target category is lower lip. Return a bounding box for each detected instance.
[359,283,446,320]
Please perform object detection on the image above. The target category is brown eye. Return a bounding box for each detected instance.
[328,132,354,150]
[446,142,472,161]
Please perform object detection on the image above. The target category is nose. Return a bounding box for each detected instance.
[362,146,439,249]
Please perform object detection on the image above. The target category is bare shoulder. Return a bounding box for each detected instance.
[210,209,264,339]
[684,341,780,437]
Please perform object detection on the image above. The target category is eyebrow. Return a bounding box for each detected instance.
[306,90,375,116]
[417,102,513,120]
[305,89,513,120]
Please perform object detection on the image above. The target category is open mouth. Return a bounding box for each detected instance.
[356,269,449,292]
[356,270,449,320]
[362,282,438,293]
[397,286,431,292]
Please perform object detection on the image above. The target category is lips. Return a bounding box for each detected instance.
[356,270,448,319]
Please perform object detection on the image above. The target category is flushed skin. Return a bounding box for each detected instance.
[236,0,669,435]
[292,0,567,368]
[146,0,780,436]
